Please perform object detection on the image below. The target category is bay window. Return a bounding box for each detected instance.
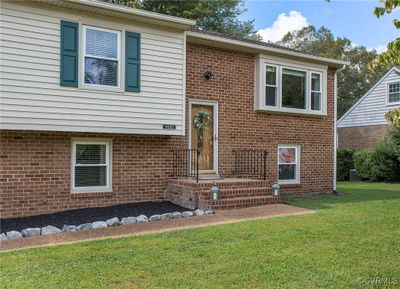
[258,60,327,115]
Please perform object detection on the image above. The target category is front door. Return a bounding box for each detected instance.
[189,101,218,173]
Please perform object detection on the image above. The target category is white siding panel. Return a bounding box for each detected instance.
[338,69,400,127]
[0,2,185,135]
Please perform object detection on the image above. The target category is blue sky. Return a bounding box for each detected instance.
[240,0,399,53]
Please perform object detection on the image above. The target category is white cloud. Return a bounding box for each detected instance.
[257,11,309,42]
[367,45,387,54]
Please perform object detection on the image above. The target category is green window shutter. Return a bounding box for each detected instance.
[125,31,141,92]
[60,20,79,87]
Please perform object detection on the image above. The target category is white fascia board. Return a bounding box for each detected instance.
[32,0,196,29]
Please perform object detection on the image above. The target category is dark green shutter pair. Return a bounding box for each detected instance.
[60,20,140,92]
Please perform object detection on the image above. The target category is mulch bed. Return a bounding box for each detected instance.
[0,201,187,233]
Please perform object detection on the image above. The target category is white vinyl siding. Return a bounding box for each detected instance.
[338,68,400,128]
[0,2,185,135]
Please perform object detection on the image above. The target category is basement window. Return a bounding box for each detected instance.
[278,145,300,184]
[71,139,112,193]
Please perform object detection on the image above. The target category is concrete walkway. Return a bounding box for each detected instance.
[0,204,314,252]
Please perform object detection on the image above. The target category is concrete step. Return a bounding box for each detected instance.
[207,196,281,210]
[199,187,272,200]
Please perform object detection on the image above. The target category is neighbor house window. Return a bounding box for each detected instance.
[265,65,278,106]
[72,140,112,192]
[262,64,325,114]
[278,145,300,184]
[83,26,120,87]
[388,82,400,104]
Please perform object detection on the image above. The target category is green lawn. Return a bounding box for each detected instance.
[1,182,399,289]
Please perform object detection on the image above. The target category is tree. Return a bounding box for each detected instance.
[370,0,400,68]
[99,0,258,39]
[277,26,388,118]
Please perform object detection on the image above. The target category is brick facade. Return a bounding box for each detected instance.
[338,125,388,149]
[0,43,336,218]
[186,43,335,195]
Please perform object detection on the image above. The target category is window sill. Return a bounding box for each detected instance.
[71,190,114,198]
[386,101,400,106]
[80,84,123,93]
[61,85,142,95]
[278,182,301,187]
[256,107,327,118]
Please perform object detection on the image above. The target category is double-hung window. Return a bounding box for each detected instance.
[278,145,300,184]
[72,140,112,193]
[265,65,278,106]
[311,72,322,111]
[83,26,120,87]
[388,82,400,104]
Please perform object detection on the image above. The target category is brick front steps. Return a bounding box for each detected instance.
[165,178,281,210]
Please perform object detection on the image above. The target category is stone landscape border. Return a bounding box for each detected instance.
[1,209,213,241]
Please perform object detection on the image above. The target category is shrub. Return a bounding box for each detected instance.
[337,147,356,181]
[354,148,376,181]
[354,138,400,182]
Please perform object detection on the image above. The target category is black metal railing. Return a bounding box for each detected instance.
[172,149,200,182]
[234,149,268,180]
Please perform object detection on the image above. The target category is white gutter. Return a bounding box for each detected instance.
[186,31,349,68]
[333,65,346,193]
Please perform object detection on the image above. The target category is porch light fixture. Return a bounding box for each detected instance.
[210,182,220,201]
[203,69,212,80]
[272,182,280,197]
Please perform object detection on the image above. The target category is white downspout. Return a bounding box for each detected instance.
[333,65,346,193]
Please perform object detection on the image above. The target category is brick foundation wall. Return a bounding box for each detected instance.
[0,131,186,218]
[338,125,388,149]
[0,43,336,218]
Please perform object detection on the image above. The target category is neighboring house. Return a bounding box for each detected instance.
[0,0,347,218]
[337,66,400,149]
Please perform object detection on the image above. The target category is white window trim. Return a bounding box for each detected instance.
[71,138,113,193]
[277,145,300,185]
[256,56,327,116]
[386,81,400,106]
[81,25,122,91]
